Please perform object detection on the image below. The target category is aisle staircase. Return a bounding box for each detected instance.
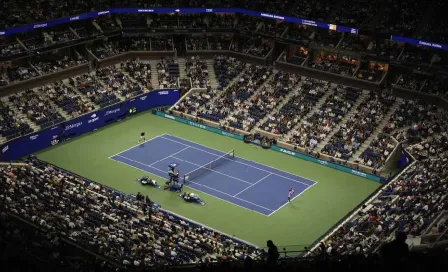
[205,59,219,89]
[283,82,335,141]
[349,98,403,161]
[149,59,160,89]
[177,58,187,79]
[316,90,370,151]
[251,78,303,134]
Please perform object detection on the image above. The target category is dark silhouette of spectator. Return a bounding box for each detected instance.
[266,240,279,267]
[380,231,409,265]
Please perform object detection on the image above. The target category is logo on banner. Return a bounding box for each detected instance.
[51,139,59,146]
[104,108,121,117]
[2,145,8,153]
[158,91,169,95]
[140,96,147,101]
[164,114,176,120]
[352,170,367,178]
[279,148,296,156]
[0,31,5,36]
[97,11,110,15]
[88,113,100,124]
[30,135,39,140]
[65,122,83,131]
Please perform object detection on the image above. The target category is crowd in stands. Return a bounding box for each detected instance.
[3,65,40,84]
[388,102,448,146]
[213,55,246,90]
[208,35,233,50]
[261,78,325,135]
[384,100,440,142]
[174,88,214,116]
[70,72,120,109]
[322,92,396,163]
[0,160,263,267]
[8,89,66,129]
[91,41,121,59]
[198,64,272,124]
[0,100,33,140]
[117,37,151,52]
[225,71,300,131]
[289,85,361,150]
[0,38,26,57]
[186,35,209,51]
[318,155,448,256]
[231,37,272,58]
[42,82,95,118]
[32,54,87,75]
[310,56,358,77]
[151,36,174,51]
[157,57,179,89]
[185,56,210,88]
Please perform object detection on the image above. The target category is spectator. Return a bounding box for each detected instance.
[380,231,409,264]
[266,240,279,267]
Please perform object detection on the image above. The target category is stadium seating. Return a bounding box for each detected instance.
[1,161,263,267]
[0,100,33,140]
[8,89,66,129]
[2,1,448,269]
[213,55,246,90]
[199,64,272,124]
[225,71,300,131]
[322,92,396,162]
[185,56,210,88]
[289,85,362,150]
[261,78,325,135]
[157,57,180,89]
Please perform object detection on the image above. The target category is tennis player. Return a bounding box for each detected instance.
[288,187,295,203]
[138,131,146,143]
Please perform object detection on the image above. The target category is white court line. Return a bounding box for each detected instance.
[267,182,317,217]
[160,135,315,187]
[108,156,270,217]
[188,180,273,212]
[170,156,252,185]
[233,173,272,197]
[149,147,190,166]
[108,135,163,159]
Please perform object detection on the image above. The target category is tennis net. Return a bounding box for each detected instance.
[183,150,235,183]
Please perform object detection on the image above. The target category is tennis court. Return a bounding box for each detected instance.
[109,134,316,216]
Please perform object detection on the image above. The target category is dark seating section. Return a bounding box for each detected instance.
[0,100,33,140]
[213,55,246,90]
[186,35,209,51]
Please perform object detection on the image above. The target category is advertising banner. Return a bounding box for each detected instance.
[0,89,179,161]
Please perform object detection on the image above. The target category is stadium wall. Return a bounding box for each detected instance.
[0,89,180,161]
[154,110,383,182]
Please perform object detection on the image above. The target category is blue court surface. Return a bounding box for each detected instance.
[109,134,316,216]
